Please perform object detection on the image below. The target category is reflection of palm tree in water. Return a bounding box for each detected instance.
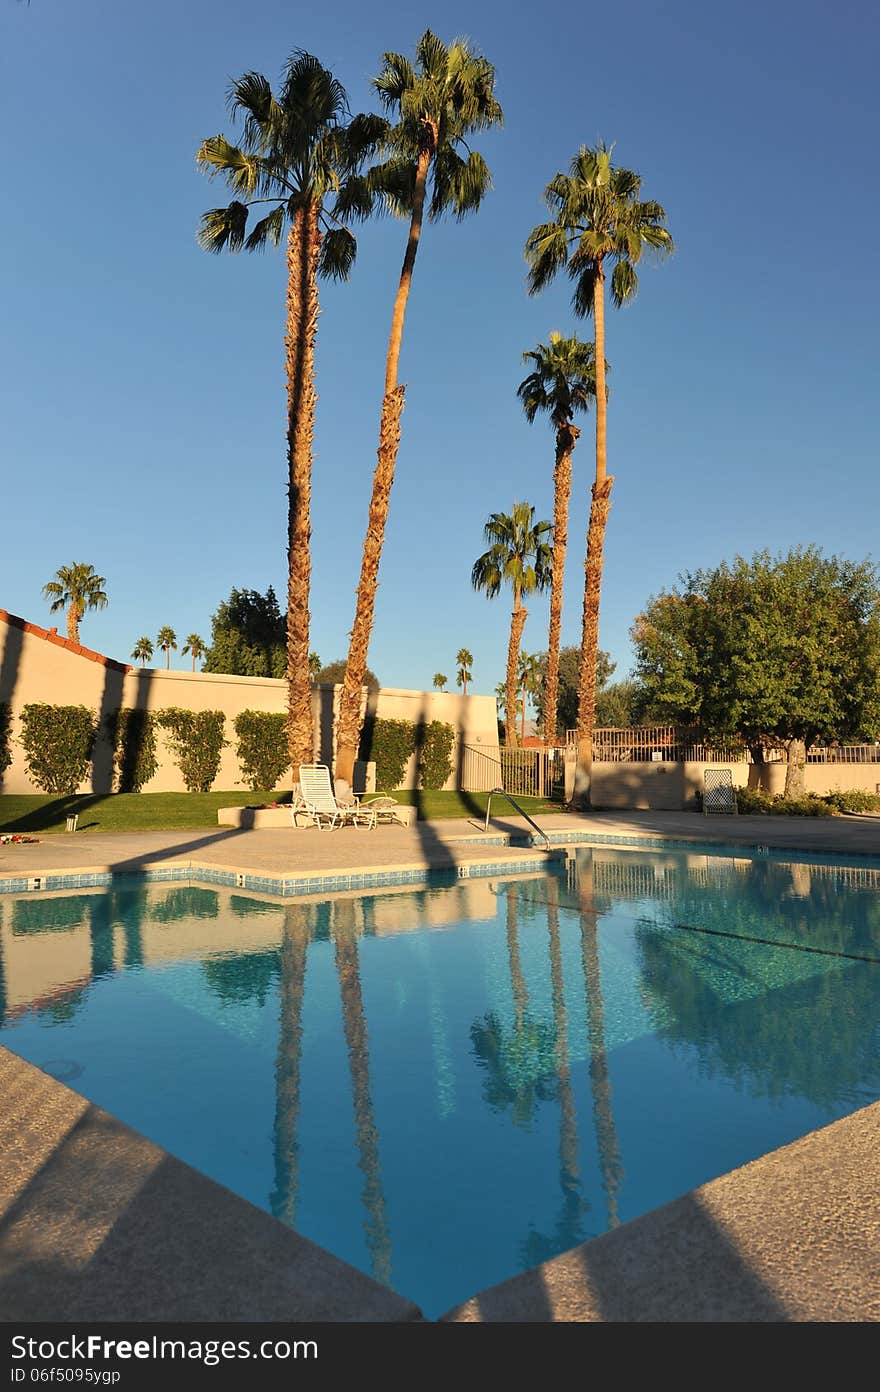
[333,899,393,1287]
[506,887,528,1028]
[577,854,624,1228]
[271,904,311,1228]
[546,877,581,1209]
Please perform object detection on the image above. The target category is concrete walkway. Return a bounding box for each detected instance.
[3,809,880,885]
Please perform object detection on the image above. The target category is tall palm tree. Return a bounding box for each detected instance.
[182,633,207,671]
[131,636,153,667]
[197,53,381,771]
[333,31,503,790]
[455,647,473,695]
[156,626,177,669]
[432,672,447,691]
[526,144,672,802]
[42,563,108,645]
[517,333,599,746]
[518,650,543,743]
[472,503,552,748]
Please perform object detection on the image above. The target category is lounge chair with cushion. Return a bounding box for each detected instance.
[297,764,377,831]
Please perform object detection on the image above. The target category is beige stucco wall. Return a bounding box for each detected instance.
[0,614,499,794]
[590,758,880,810]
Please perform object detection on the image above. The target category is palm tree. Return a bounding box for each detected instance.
[472,503,552,748]
[526,144,672,802]
[197,53,381,772]
[518,650,543,743]
[455,647,473,695]
[42,563,108,645]
[333,30,503,791]
[518,333,599,746]
[156,626,177,669]
[308,651,322,680]
[131,637,153,667]
[432,672,448,692]
[182,633,207,671]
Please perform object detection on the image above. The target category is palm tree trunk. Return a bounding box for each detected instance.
[506,589,527,750]
[334,141,434,789]
[520,675,527,743]
[286,203,322,771]
[544,423,579,747]
[67,606,80,645]
[191,654,196,672]
[578,855,623,1229]
[165,647,170,670]
[575,266,612,808]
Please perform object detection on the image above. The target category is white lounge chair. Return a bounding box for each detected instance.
[297,764,377,831]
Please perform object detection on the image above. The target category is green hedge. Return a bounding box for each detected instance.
[417,720,455,790]
[823,788,880,813]
[19,703,97,793]
[233,710,290,791]
[734,786,834,817]
[0,703,12,777]
[106,709,159,792]
[157,708,227,792]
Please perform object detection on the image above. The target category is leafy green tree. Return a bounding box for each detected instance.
[316,658,380,692]
[456,647,474,695]
[472,503,552,748]
[43,563,108,644]
[595,679,643,729]
[432,672,448,692]
[182,634,207,672]
[518,333,599,744]
[533,646,615,739]
[526,144,672,803]
[203,587,286,678]
[632,547,880,794]
[334,30,503,789]
[197,52,381,770]
[131,636,154,667]
[156,626,177,669]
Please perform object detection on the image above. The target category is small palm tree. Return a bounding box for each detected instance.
[197,52,382,771]
[456,647,474,695]
[182,634,207,671]
[526,143,672,802]
[42,563,108,645]
[333,30,503,789]
[433,672,448,692]
[518,333,599,745]
[518,651,543,743]
[309,651,322,680]
[131,637,154,667]
[472,503,552,748]
[156,626,177,669]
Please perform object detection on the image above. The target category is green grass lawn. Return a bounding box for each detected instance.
[0,788,563,834]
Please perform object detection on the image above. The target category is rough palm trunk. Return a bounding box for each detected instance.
[506,592,527,750]
[286,203,321,773]
[575,265,611,808]
[271,906,310,1227]
[335,141,434,789]
[785,737,807,797]
[66,606,81,645]
[544,422,579,747]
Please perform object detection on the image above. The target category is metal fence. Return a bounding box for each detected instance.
[459,744,565,799]
[563,726,880,765]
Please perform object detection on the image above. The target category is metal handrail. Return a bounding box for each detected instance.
[484,787,552,850]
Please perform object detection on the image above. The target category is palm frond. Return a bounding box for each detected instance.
[332,173,375,222]
[197,202,249,253]
[244,204,286,252]
[430,147,491,220]
[196,135,265,197]
[227,71,280,151]
[416,29,450,80]
[525,221,570,294]
[611,258,638,306]
[374,51,416,109]
[318,226,357,281]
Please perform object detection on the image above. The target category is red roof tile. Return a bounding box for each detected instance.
[0,610,131,673]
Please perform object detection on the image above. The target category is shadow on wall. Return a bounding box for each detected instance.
[0,621,24,793]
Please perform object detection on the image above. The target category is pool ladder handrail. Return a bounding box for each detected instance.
[484,787,552,850]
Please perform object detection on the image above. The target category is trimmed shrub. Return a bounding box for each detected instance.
[823,788,880,814]
[361,717,415,790]
[735,785,833,817]
[0,702,12,777]
[234,710,290,791]
[417,720,455,790]
[106,709,159,792]
[157,708,227,792]
[19,704,97,793]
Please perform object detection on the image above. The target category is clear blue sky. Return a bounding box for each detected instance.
[2,0,878,692]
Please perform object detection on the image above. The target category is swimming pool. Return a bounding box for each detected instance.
[1,843,878,1317]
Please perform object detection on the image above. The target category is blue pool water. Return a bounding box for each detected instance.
[1,844,878,1316]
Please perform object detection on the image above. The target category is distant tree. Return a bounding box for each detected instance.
[533,646,615,739]
[43,563,108,645]
[317,659,379,693]
[182,634,207,672]
[456,647,474,695]
[595,679,643,729]
[632,548,880,795]
[473,504,552,748]
[203,587,286,678]
[156,626,177,669]
[518,651,543,742]
[131,637,154,668]
[309,651,322,680]
[433,673,448,692]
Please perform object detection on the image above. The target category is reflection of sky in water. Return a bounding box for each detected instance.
[0,849,878,1318]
